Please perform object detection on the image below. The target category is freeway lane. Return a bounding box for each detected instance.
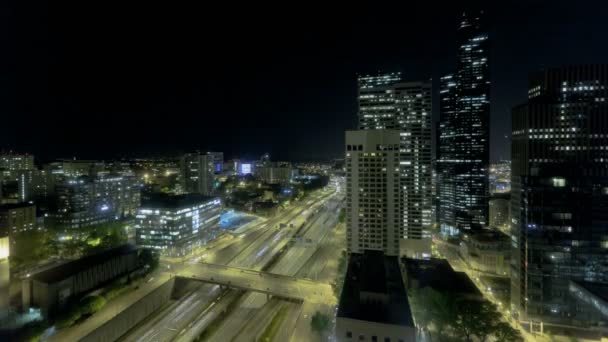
[117,188,337,342]
[207,193,343,341]
[121,284,222,342]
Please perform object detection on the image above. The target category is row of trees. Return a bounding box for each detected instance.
[409,287,522,342]
[11,221,129,270]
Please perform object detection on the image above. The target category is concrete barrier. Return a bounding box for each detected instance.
[80,277,175,342]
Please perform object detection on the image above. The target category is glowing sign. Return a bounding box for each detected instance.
[240,163,252,175]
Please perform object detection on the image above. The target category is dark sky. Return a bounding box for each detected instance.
[2,1,608,162]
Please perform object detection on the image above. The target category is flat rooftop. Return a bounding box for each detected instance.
[140,193,218,209]
[31,244,138,284]
[403,258,481,296]
[337,251,414,327]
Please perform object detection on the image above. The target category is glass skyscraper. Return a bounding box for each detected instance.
[511,65,608,327]
[438,10,490,233]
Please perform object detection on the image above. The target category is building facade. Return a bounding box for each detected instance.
[256,162,294,184]
[357,74,433,257]
[459,230,510,276]
[0,154,34,171]
[22,244,138,318]
[180,153,214,195]
[345,130,401,256]
[511,65,608,327]
[135,194,222,256]
[437,10,490,233]
[51,175,140,229]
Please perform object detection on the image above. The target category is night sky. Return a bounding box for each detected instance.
[2,1,607,162]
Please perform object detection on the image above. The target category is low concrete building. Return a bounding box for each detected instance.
[459,230,510,277]
[22,244,139,318]
[337,251,416,342]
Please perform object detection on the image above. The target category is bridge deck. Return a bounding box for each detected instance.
[177,262,333,304]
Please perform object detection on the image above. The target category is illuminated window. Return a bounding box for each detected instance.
[551,177,566,187]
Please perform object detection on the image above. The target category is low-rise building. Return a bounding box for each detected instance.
[135,194,222,256]
[22,244,138,318]
[336,251,416,342]
[459,230,510,276]
[0,202,36,237]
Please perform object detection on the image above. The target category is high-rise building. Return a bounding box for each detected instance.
[135,194,222,256]
[180,153,214,195]
[339,130,415,341]
[488,194,510,233]
[357,73,433,258]
[0,154,34,171]
[511,65,608,328]
[437,10,490,233]
[50,175,140,229]
[357,73,402,130]
[394,81,433,244]
[207,152,224,174]
[345,130,401,256]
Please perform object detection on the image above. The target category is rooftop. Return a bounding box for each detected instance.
[403,258,481,297]
[140,193,219,209]
[337,251,414,327]
[31,244,138,284]
[0,202,36,211]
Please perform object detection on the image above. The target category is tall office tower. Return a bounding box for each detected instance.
[437,74,457,231]
[394,81,433,245]
[437,10,490,233]
[357,73,433,257]
[357,73,402,130]
[0,154,34,171]
[338,130,416,341]
[207,152,224,174]
[511,65,608,328]
[180,153,214,195]
[345,130,401,256]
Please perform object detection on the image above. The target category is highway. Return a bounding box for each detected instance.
[118,186,339,342]
[206,192,343,341]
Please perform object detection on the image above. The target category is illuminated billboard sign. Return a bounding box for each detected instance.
[239,163,252,175]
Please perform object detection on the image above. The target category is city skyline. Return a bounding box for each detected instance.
[3,2,608,341]
[4,1,608,161]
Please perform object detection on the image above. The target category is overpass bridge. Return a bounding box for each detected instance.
[176,262,333,304]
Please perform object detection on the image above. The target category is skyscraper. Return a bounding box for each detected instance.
[180,152,214,195]
[511,65,608,327]
[339,130,416,341]
[345,130,401,256]
[357,73,402,130]
[437,10,490,233]
[357,73,433,257]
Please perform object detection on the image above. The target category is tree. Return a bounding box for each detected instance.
[79,295,106,315]
[452,299,502,342]
[310,311,330,335]
[56,305,82,329]
[138,248,160,272]
[494,322,523,342]
[338,208,346,223]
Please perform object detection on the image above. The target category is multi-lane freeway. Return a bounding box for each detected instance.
[118,182,344,342]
